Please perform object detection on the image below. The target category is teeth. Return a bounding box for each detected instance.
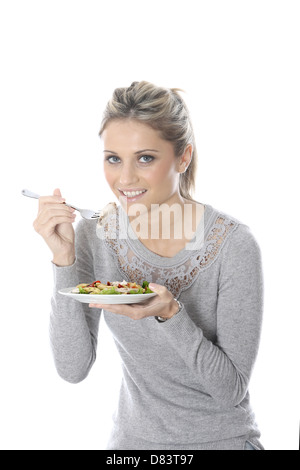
[122,190,146,197]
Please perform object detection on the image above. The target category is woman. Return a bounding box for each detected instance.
[34,81,264,450]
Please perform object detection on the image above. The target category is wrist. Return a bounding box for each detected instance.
[169,299,181,318]
[52,251,75,267]
[155,298,183,323]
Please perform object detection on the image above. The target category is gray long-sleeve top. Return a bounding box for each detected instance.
[50,203,264,450]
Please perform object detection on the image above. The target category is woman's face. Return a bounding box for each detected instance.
[101,119,187,213]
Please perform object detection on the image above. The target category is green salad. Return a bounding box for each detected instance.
[71,280,153,295]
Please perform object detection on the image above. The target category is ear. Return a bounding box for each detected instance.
[178,144,193,173]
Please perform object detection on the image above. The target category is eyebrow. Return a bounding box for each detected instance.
[103,149,160,155]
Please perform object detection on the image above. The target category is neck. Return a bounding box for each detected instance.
[128,193,203,243]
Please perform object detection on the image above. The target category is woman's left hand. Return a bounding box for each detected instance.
[89,283,179,321]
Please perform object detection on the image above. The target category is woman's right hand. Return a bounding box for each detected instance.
[33,188,76,266]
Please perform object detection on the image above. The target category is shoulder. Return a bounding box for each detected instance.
[206,203,258,240]
[206,205,262,268]
[186,204,259,273]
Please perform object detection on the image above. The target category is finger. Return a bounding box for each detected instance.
[89,303,104,309]
[89,303,132,314]
[149,283,166,293]
[38,194,66,208]
[37,206,76,224]
[34,214,76,235]
[41,203,74,211]
[53,188,62,197]
[148,283,170,299]
[89,303,143,320]
[39,203,75,215]
[136,296,159,309]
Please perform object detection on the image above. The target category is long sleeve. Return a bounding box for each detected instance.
[159,225,264,408]
[50,220,101,383]
[88,204,264,449]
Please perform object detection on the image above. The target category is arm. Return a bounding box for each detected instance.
[158,225,264,407]
[50,219,101,384]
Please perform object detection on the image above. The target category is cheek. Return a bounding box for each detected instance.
[149,161,177,185]
[103,165,116,188]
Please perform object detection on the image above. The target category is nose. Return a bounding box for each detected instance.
[119,162,139,186]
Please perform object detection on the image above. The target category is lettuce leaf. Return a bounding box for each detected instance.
[79,286,89,294]
[142,281,153,293]
[99,287,120,295]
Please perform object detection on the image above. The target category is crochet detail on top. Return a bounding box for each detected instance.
[97,207,238,298]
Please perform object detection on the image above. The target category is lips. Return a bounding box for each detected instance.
[118,189,147,199]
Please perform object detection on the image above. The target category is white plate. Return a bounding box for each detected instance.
[58,287,157,304]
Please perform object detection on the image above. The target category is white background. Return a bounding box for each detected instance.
[0,0,299,450]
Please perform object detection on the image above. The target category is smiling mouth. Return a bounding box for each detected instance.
[118,189,147,198]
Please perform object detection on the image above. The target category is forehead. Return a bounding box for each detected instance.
[101,119,173,153]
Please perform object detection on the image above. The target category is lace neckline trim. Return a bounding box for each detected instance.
[120,204,216,267]
[97,204,240,297]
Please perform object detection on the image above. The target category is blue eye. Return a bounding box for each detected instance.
[106,156,121,164]
[139,155,154,163]
[105,155,154,164]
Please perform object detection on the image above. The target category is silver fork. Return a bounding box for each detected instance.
[21,189,101,220]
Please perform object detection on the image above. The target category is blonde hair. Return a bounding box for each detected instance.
[99,81,198,200]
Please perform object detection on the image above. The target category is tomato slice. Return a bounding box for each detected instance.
[87,280,101,287]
